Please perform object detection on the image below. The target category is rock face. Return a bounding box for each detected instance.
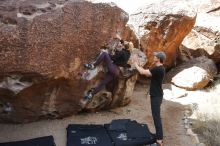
[128,1,196,68]
[122,24,139,48]
[179,0,220,64]
[166,57,217,90]
[0,0,146,123]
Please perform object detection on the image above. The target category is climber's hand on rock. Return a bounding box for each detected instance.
[132,55,139,65]
[114,33,121,40]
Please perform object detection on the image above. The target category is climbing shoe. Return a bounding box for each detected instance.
[79,89,94,109]
[3,102,12,113]
[84,63,95,70]
[84,92,93,100]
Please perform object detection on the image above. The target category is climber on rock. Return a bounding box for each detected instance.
[79,40,132,108]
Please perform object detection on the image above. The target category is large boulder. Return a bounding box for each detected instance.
[128,1,196,68]
[179,0,220,64]
[165,56,217,90]
[121,24,139,48]
[0,0,145,123]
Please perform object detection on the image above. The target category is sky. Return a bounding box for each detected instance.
[90,0,161,14]
[90,0,220,14]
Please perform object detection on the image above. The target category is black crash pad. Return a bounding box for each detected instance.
[0,136,55,146]
[67,124,113,146]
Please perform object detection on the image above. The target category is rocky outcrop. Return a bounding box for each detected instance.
[121,24,139,48]
[128,1,196,68]
[165,57,217,90]
[0,0,147,123]
[179,0,220,64]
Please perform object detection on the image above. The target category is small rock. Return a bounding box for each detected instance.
[197,143,206,146]
[191,134,200,144]
[166,56,217,90]
[186,128,194,135]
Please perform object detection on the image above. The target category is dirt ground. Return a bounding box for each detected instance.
[0,84,195,146]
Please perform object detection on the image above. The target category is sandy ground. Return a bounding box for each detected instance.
[0,84,195,146]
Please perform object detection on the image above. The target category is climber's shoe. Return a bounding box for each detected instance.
[84,92,93,100]
[3,102,12,113]
[79,89,94,108]
[84,63,95,70]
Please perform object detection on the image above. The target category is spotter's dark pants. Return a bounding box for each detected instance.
[150,96,163,140]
